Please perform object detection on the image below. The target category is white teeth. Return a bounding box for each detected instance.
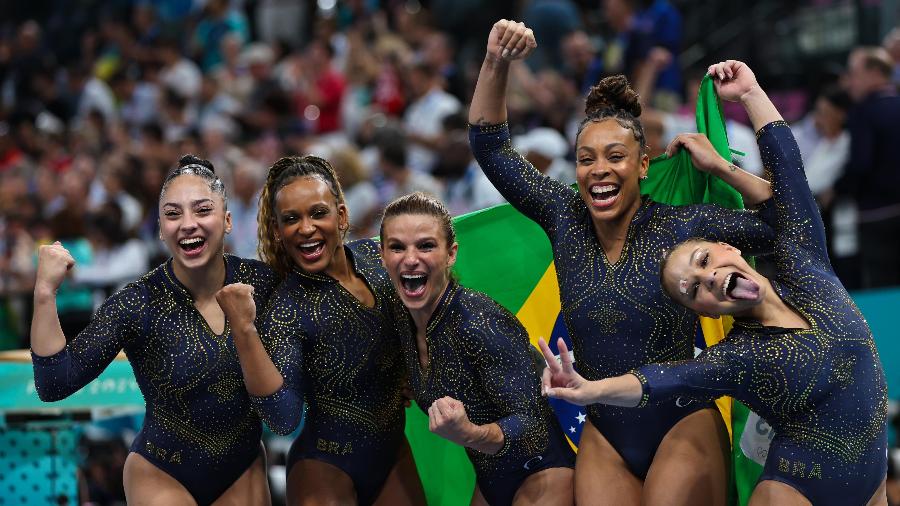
[401,274,426,280]
[590,184,617,194]
[722,273,733,298]
[179,237,203,245]
[300,241,323,248]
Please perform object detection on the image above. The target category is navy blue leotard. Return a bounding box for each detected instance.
[470,122,775,478]
[33,255,278,506]
[634,121,888,506]
[400,282,574,505]
[250,239,408,505]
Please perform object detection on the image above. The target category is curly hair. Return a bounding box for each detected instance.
[575,75,647,155]
[257,155,347,276]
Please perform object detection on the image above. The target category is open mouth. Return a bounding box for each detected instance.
[400,273,427,298]
[179,237,206,255]
[722,272,760,301]
[297,240,325,261]
[589,184,620,209]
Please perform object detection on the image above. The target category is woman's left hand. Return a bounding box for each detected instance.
[708,60,759,103]
[665,133,730,174]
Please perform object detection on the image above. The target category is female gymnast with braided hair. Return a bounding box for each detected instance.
[32,155,279,505]
[468,20,778,505]
[215,155,424,506]
[541,59,888,506]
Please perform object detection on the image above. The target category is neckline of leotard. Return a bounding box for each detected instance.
[163,254,235,338]
[290,244,381,311]
[591,196,653,268]
[414,281,460,380]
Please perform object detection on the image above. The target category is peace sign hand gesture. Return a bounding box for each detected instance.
[538,337,599,406]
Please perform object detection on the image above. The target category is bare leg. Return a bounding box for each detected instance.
[748,480,812,506]
[373,437,426,506]
[123,452,197,506]
[213,443,272,506]
[286,459,356,506]
[512,467,574,506]
[574,420,641,506]
[866,480,887,506]
[643,408,730,506]
[470,485,490,506]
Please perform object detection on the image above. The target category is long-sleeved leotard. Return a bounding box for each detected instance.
[250,239,407,505]
[634,122,888,506]
[401,282,574,506]
[33,255,278,506]
[469,122,775,478]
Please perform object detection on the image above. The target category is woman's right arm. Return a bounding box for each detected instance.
[217,283,304,435]
[32,243,145,401]
[468,20,573,231]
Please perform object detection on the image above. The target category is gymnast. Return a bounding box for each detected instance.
[215,155,424,506]
[31,155,279,505]
[468,20,778,505]
[540,60,888,506]
[379,192,575,506]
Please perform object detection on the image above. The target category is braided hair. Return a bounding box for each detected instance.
[257,155,347,276]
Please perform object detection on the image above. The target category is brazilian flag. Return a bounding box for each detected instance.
[404,75,765,505]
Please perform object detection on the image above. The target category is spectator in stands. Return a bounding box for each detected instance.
[561,30,605,95]
[402,62,461,173]
[377,131,442,203]
[839,46,900,288]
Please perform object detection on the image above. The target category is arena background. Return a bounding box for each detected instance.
[0,0,898,504]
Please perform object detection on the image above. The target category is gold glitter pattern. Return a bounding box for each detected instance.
[470,122,775,432]
[33,255,279,476]
[255,240,407,449]
[635,124,887,492]
[398,282,574,478]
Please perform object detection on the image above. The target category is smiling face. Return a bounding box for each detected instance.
[273,176,347,275]
[662,240,765,317]
[159,174,232,271]
[380,213,457,322]
[575,119,649,226]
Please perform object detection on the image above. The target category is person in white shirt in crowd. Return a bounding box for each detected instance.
[75,200,149,292]
[402,61,461,173]
[433,113,505,215]
[513,126,575,185]
[377,130,443,202]
[226,157,266,259]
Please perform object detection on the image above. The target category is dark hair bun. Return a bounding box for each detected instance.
[585,75,642,118]
[178,154,215,173]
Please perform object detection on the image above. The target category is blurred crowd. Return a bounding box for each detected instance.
[1,0,898,347]
[0,1,899,503]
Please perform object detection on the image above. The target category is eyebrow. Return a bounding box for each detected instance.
[162,198,215,208]
[689,247,703,266]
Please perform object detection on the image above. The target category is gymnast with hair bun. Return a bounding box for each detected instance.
[541,60,888,506]
[31,155,279,505]
[469,20,778,505]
